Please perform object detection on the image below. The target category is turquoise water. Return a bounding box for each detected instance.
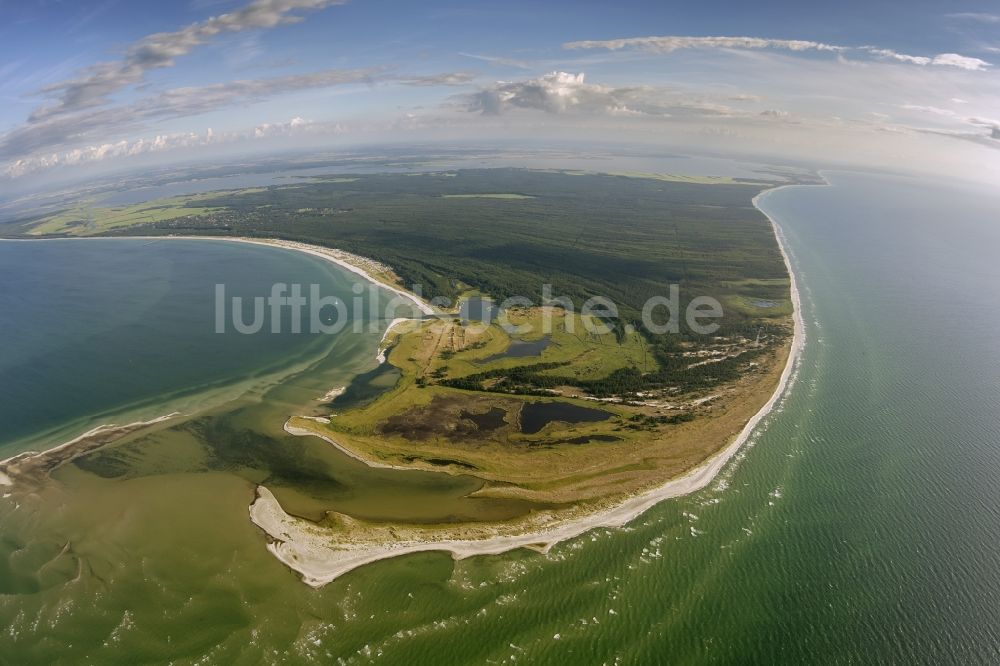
[1,172,999,663]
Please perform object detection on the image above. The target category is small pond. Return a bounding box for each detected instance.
[460,297,499,324]
[476,336,551,364]
[519,401,613,435]
[460,407,508,431]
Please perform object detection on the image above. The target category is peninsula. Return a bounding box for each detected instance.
[4,168,806,584]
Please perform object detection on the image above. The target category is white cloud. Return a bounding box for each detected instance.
[4,115,326,177]
[0,66,478,176]
[564,35,991,71]
[968,116,1000,130]
[254,115,310,137]
[458,53,533,69]
[946,12,1000,23]
[5,132,211,177]
[927,53,991,71]
[901,104,959,118]
[463,71,739,118]
[399,72,477,86]
[0,68,378,161]
[865,49,931,66]
[899,105,1000,140]
[32,0,345,121]
[564,36,844,54]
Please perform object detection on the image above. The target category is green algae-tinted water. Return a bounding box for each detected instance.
[2,171,1000,663]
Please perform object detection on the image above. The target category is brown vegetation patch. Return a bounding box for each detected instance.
[379,395,514,442]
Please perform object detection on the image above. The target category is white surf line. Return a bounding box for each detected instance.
[249,184,810,587]
[0,412,181,486]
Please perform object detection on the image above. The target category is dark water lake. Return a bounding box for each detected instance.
[476,336,551,364]
[519,401,613,434]
[459,407,507,431]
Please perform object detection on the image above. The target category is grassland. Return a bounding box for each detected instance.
[22,190,256,235]
[289,301,787,503]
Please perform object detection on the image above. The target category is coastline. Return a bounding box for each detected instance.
[283,420,414,470]
[0,413,180,487]
[0,235,437,317]
[247,185,809,587]
[0,235,433,490]
[375,317,417,364]
[218,238,436,317]
[2,200,809,586]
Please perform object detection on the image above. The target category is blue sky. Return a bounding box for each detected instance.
[1,0,999,185]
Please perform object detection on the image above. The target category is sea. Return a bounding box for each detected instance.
[0,171,998,664]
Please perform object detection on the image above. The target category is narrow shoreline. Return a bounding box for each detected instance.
[219,238,437,317]
[0,413,180,487]
[248,184,810,587]
[0,235,438,317]
[283,421,414,470]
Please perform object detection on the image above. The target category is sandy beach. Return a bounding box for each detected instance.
[375,317,417,364]
[221,238,437,317]
[0,413,180,487]
[283,420,415,470]
[4,235,438,317]
[248,189,808,587]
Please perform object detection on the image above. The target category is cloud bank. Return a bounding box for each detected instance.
[564,35,991,71]
[463,71,739,118]
[3,13,998,185]
[4,116,339,178]
[32,0,345,122]
[0,68,379,162]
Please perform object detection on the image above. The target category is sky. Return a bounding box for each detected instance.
[2,0,1000,190]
